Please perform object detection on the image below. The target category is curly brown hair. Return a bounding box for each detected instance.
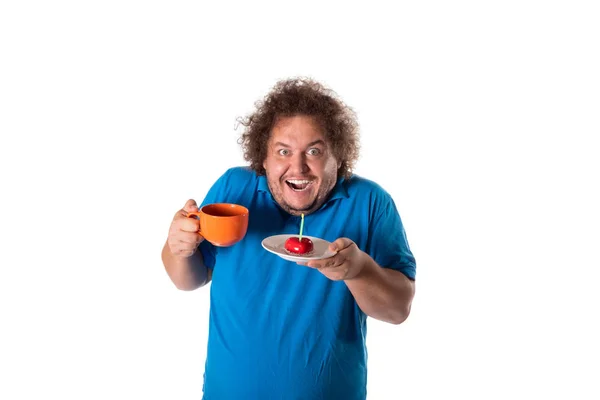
[237,77,360,179]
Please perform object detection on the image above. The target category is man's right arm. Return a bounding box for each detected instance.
[161,241,212,291]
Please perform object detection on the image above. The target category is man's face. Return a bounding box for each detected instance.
[263,115,340,216]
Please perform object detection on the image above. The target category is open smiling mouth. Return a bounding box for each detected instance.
[285,179,314,192]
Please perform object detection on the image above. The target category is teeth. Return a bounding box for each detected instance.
[286,179,312,192]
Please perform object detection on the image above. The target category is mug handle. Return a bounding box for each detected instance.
[186,211,202,234]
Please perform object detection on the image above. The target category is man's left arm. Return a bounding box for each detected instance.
[303,238,415,325]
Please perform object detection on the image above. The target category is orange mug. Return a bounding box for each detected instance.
[186,203,249,247]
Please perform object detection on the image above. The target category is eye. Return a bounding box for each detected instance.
[307,148,321,156]
[278,149,290,156]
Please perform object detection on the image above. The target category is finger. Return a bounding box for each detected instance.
[302,260,321,269]
[178,249,195,257]
[177,217,201,233]
[184,199,198,213]
[307,254,345,270]
[329,237,353,253]
[170,244,196,258]
[167,240,191,254]
[176,231,203,245]
[175,239,200,252]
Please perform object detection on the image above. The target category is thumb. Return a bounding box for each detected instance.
[184,199,198,213]
[330,238,350,252]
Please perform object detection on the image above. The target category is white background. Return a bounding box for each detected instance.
[1,1,599,399]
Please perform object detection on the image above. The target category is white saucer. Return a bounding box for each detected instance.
[261,234,337,262]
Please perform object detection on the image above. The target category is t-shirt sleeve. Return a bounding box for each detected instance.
[368,195,416,280]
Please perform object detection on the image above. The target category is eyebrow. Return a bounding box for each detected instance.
[273,140,326,148]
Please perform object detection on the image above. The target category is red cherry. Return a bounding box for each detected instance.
[284,237,314,254]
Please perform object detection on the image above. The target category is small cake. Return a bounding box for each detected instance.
[284,237,314,255]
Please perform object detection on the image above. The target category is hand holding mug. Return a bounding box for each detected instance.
[167,199,205,257]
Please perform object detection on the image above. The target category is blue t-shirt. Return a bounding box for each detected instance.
[198,167,416,400]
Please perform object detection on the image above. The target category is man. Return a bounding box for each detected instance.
[161,78,416,399]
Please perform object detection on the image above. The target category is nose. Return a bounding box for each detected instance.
[290,152,309,174]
